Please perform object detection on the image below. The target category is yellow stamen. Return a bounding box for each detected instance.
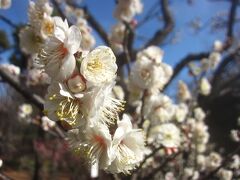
[87,59,103,72]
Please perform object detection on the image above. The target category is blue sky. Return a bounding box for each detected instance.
[0,0,233,94]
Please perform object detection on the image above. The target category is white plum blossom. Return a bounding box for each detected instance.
[80,46,117,86]
[41,116,56,131]
[38,18,81,81]
[18,104,33,119]
[178,80,191,102]
[137,46,164,64]
[194,107,206,121]
[130,58,172,91]
[0,64,20,76]
[0,0,11,9]
[191,121,209,153]
[40,14,54,39]
[114,0,143,22]
[174,103,188,122]
[213,40,223,52]
[67,123,113,170]
[44,82,84,127]
[165,172,176,180]
[108,114,145,174]
[66,73,86,94]
[206,152,222,170]
[230,155,240,169]
[217,168,233,180]
[230,129,240,142]
[76,18,95,50]
[10,0,238,177]
[20,0,54,55]
[45,80,124,128]
[144,94,176,123]
[85,123,113,170]
[130,58,158,90]
[27,69,49,85]
[201,52,221,71]
[28,0,53,30]
[209,52,221,69]
[196,154,206,170]
[149,123,181,148]
[109,22,125,53]
[19,27,43,54]
[199,78,211,96]
[129,47,172,91]
[112,85,125,100]
[81,82,125,126]
[182,168,199,180]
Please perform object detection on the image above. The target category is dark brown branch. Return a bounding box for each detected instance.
[137,2,160,28]
[144,0,174,48]
[163,52,209,91]
[0,68,44,110]
[212,55,235,86]
[141,151,181,180]
[83,7,111,46]
[116,50,137,68]
[123,25,131,74]
[0,15,17,28]
[52,0,110,46]
[133,145,163,174]
[124,22,135,60]
[226,0,238,38]
[51,0,67,22]
[138,90,147,128]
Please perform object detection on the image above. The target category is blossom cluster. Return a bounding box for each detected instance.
[1,0,239,179]
[110,0,143,53]
[18,0,146,175]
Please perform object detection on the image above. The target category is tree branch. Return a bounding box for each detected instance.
[226,0,238,38]
[144,0,174,48]
[0,68,44,110]
[133,145,163,174]
[51,0,67,22]
[163,52,209,91]
[0,15,17,28]
[51,0,110,46]
[141,151,181,180]
[83,7,111,46]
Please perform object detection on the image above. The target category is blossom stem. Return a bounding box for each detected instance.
[133,145,163,174]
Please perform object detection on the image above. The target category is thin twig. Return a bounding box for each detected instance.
[144,0,174,48]
[51,0,68,22]
[133,145,163,174]
[138,90,147,128]
[226,0,238,38]
[137,2,160,28]
[0,15,17,28]
[123,23,132,74]
[163,52,209,91]
[141,151,181,180]
[63,1,110,46]
[83,6,111,46]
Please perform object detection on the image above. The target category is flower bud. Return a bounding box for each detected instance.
[67,74,86,93]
